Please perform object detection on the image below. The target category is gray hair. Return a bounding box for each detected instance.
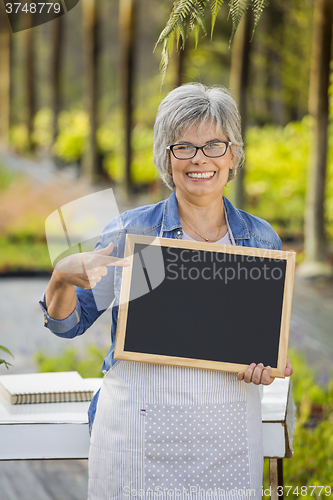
[153,83,244,190]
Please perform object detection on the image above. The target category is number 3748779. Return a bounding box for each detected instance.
[5,3,61,14]
[275,486,332,497]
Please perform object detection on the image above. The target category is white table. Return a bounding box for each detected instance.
[261,378,296,500]
[0,377,295,498]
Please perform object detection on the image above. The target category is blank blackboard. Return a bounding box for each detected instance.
[114,235,296,378]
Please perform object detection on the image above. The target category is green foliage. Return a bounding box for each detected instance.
[53,109,159,185]
[0,165,16,192]
[53,109,89,162]
[263,349,333,496]
[244,116,333,241]
[5,108,333,252]
[228,0,269,45]
[9,124,30,153]
[288,348,328,407]
[155,0,268,81]
[0,238,51,272]
[32,108,54,149]
[250,0,269,40]
[0,346,14,370]
[211,0,224,38]
[35,344,109,379]
[103,123,159,185]
[9,108,54,153]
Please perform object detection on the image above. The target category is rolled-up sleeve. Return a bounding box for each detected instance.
[39,214,123,339]
[39,291,82,338]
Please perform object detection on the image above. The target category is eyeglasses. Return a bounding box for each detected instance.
[166,141,232,160]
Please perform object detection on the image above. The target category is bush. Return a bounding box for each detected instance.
[35,344,109,379]
[52,109,89,163]
[0,238,51,272]
[32,107,53,149]
[9,123,30,153]
[263,348,333,497]
[244,116,333,241]
[103,122,159,185]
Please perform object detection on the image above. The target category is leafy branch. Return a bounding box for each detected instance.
[0,346,14,370]
[155,0,268,82]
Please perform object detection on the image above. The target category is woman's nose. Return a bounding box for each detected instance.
[191,148,207,162]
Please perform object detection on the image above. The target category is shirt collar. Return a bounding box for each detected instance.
[161,190,250,240]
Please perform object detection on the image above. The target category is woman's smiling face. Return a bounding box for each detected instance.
[169,122,234,204]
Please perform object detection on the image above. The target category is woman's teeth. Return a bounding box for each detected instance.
[187,172,215,179]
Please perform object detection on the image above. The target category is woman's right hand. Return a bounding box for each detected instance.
[53,241,130,289]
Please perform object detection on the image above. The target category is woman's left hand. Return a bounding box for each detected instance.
[237,357,293,385]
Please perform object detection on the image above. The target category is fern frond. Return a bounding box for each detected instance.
[188,1,207,42]
[228,0,250,46]
[191,0,207,32]
[154,0,190,51]
[159,38,170,87]
[210,0,224,39]
[251,0,268,39]
[155,0,207,81]
[177,16,187,49]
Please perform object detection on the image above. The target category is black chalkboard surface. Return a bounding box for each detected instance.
[114,235,296,378]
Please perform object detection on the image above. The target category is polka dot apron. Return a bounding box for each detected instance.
[88,361,263,500]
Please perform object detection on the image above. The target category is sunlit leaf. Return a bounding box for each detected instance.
[0,346,14,358]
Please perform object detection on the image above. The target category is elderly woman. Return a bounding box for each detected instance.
[40,83,293,500]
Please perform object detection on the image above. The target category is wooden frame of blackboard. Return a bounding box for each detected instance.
[114,234,296,378]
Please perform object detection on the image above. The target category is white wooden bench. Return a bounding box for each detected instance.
[0,377,295,499]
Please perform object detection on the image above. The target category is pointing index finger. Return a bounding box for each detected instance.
[83,254,130,270]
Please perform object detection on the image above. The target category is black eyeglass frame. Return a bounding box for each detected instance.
[166,141,232,160]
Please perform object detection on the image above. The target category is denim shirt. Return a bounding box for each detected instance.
[39,191,281,432]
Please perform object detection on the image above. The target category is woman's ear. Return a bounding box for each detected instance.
[230,144,239,162]
[168,155,173,175]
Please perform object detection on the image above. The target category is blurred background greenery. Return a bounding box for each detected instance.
[0,0,332,275]
[1,0,333,494]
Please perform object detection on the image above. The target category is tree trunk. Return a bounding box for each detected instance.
[82,0,100,182]
[51,16,63,145]
[0,4,10,149]
[266,5,284,126]
[24,15,36,151]
[119,0,137,194]
[229,10,253,210]
[301,0,333,276]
